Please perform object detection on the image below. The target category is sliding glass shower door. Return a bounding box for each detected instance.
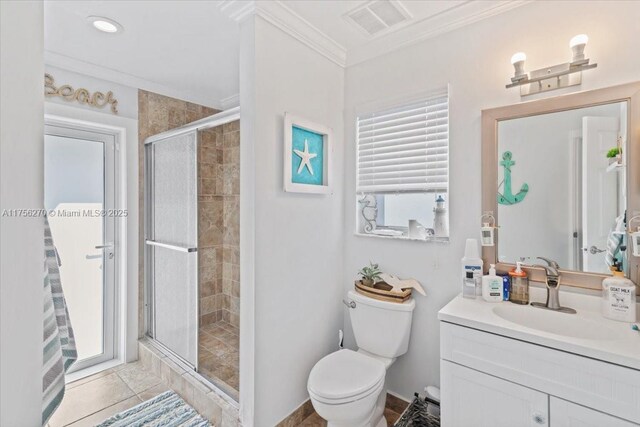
[145,131,198,368]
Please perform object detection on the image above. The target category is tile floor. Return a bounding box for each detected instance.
[198,320,239,400]
[49,362,170,427]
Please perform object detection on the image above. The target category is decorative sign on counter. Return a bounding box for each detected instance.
[44,73,118,114]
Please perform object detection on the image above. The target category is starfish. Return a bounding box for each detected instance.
[293,139,317,175]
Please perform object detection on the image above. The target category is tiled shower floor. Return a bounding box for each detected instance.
[199,320,239,400]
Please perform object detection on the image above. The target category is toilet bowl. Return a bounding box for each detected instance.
[307,291,416,426]
[308,349,386,427]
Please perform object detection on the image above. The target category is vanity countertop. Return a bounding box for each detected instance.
[438,287,640,371]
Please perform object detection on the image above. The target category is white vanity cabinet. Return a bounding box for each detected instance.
[439,320,640,427]
[551,398,638,427]
[441,361,549,426]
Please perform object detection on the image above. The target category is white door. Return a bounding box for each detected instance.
[44,123,117,372]
[551,397,638,427]
[582,116,620,273]
[441,361,549,427]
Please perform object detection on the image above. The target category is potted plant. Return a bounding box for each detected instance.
[357,262,382,287]
[607,146,622,165]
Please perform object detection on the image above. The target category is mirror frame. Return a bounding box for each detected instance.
[482,82,640,290]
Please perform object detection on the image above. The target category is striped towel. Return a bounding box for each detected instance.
[42,216,77,426]
[605,213,626,269]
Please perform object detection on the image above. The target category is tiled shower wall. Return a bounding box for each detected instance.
[198,121,240,327]
[221,120,240,328]
[137,90,220,337]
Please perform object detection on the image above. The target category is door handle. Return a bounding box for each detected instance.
[583,245,605,254]
[95,243,114,259]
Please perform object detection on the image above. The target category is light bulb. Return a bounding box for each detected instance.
[569,34,588,48]
[511,52,527,65]
[570,34,589,63]
[510,52,527,81]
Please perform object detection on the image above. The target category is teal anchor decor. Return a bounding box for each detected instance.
[497,151,528,205]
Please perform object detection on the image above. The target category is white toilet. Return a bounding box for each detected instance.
[307,290,416,427]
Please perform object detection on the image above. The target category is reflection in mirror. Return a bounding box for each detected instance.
[497,101,627,275]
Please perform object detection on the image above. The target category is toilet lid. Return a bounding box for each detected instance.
[308,349,385,403]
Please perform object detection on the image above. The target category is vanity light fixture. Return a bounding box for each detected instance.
[506,34,597,96]
[87,16,123,34]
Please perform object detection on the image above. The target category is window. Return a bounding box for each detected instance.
[356,91,449,240]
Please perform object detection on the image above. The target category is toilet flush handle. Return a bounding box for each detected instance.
[342,299,356,309]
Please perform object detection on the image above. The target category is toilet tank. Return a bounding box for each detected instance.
[348,290,416,359]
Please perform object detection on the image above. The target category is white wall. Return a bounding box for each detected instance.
[342,0,640,400]
[0,1,45,425]
[241,15,345,426]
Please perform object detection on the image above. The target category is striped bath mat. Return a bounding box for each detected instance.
[96,391,211,427]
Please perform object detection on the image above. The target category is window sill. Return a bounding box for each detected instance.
[354,232,449,243]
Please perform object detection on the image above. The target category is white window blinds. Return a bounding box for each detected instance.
[356,93,449,193]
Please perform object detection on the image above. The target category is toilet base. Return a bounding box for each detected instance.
[324,385,387,427]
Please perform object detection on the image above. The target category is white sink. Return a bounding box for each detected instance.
[492,304,626,341]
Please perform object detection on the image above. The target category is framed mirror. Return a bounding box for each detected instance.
[482,82,640,290]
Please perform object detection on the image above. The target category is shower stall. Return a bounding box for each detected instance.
[144,107,240,400]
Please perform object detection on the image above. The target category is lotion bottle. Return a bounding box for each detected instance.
[482,264,503,302]
[602,267,637,322]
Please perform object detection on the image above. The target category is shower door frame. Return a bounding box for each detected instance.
[144,130,200,370]
[143,107,241,377]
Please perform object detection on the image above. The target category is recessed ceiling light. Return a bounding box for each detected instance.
[87,16,123,34]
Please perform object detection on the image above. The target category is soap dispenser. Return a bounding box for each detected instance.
[482,264,503,302]
[509,262,529,305]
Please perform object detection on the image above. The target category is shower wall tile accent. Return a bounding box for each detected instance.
[138,90,219,338]
[198,126,225,326]
[199,120,240,327]
[221,120,240,328]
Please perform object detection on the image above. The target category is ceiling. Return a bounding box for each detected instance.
[283,0,528,66]
[44,1,241,109]
[44,1,527,108]
[285,1,467,51]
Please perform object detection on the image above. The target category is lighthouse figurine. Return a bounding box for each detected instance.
[433,195,448,237]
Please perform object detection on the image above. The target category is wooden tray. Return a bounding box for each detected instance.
[354,280,412,303]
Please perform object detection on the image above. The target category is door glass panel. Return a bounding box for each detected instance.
[44,135,105,361]
[153,246,198,366]
[152,133,197,247]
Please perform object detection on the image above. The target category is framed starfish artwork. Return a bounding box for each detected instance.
[284,113,332,194]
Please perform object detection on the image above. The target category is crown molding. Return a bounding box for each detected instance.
[44,50,225,110]
[255,1,347,68]
[217,0,256,23]
[219,1,347,67]
[221,93,240,109]
[347,0,532,67]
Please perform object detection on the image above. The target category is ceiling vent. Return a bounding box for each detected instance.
[345,1,412,37]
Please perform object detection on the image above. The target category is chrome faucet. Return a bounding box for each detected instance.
[530,257,576,314]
